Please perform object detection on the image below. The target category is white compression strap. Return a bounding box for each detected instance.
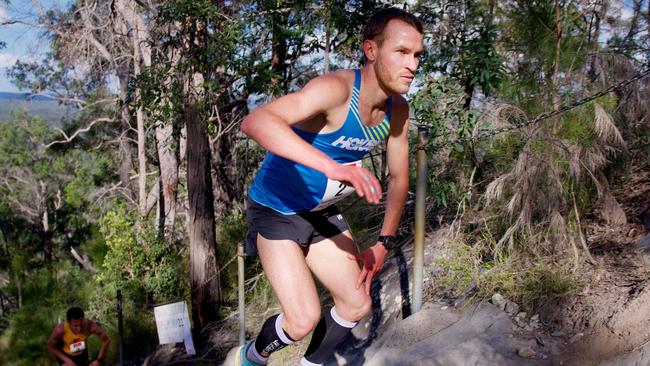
[248,341,267,362]
[300,357,322,366]
[330,306,357,329]
[276,313,294,344]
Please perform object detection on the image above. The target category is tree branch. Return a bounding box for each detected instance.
[70,247,98,274]
[46,117,115,148]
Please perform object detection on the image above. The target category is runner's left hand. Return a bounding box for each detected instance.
[348,243,388,295]
[90,360,101,366]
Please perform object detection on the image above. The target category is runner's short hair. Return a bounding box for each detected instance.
[67,307,85,321]
[363,7,423,46]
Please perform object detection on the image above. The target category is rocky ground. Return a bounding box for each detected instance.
[538,161,650,366]
[146,163,650,366]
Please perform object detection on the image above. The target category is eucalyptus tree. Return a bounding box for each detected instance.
[475,0,636,264]
[7,1,184,240]
[0,111,110,298]
[416,0,505,110]
[146,0,256,331]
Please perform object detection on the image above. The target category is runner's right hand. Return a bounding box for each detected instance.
[324,163,382,204]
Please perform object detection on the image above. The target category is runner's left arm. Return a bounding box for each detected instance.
[89,321,110,365]
[378,98,410,245]
[350,98,410,294]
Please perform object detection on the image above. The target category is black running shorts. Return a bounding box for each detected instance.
[56,351,89,366]
[245,200,349,256]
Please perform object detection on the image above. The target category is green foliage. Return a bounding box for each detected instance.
[559,110,597,145]
[479,259,582,309]
[433,236,583,310]
[96,207,188,306]
[411,76,481,210]
[428,178,458,208]
[216,209,248,300]
[0,264,93,366]
[434,240,481,297]
[461,21,506,96]
[500,1,590,107]
[0,111,111,285]
[0,99,75,127]
[412,76,467,139]
[417,1,505,98]
[81,206,189,362]
[7,55,103,100]
[481,133,523,173]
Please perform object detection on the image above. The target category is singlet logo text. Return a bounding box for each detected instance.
[331,136,379,151]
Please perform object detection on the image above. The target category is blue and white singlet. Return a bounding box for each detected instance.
[248,69,393,214]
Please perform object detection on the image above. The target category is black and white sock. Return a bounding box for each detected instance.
[301,306,357,365]
[246,313,295,364]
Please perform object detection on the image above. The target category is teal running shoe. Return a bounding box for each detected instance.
[235,341,263,366]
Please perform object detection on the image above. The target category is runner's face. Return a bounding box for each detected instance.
[69,318,83,334]
[372,20,423,94]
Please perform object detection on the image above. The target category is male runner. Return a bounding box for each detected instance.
[237,7,423,366]
[47,307,111,366]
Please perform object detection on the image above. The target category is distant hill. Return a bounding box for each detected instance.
[0,92,59,101]
[0,92,78,127]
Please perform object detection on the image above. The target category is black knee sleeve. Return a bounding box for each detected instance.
[247,313,295,364]
[302,306,357,365]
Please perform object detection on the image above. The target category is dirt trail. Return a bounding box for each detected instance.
[540,162,650,365]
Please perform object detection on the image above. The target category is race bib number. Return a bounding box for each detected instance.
[69,340,86,353]
[311,160,361,211]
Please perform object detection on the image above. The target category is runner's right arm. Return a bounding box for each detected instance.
[47,324,76,366]
[240,73,382,204]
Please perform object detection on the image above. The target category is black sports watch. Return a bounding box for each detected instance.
[377,235,397,251]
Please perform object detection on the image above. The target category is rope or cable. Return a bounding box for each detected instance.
[121,68,650,309]
[420,68,650,150]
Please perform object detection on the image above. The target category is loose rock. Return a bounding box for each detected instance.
[505,300,520,315]
[491,293,507,310]
[569,332,584,343]
[518,346,536,358]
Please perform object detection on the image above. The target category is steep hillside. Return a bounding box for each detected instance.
[144,165,650,366]
[0,92,76,126]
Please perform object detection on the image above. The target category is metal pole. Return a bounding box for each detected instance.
[116,290,125,366]
[237,243,246,345]
[412,126,428,314]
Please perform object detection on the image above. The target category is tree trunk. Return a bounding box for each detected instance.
[38,181,52,262]
[647,0,650,40]
[13,272,21,309]
[551,0,563,112]
[134,49,147,218]
[623,0,642,45]
[270,3,288,94]
[119,0,180,237]
[156,123,179,241]
[185,72,222,331]
[589,1,609,88]
[156,44,182,242]
[117,72,134,199]
[212,134,241,216]
[116,0,152,218]
[324,23,331,74]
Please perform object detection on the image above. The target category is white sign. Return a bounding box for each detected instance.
[153,301,196,355]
